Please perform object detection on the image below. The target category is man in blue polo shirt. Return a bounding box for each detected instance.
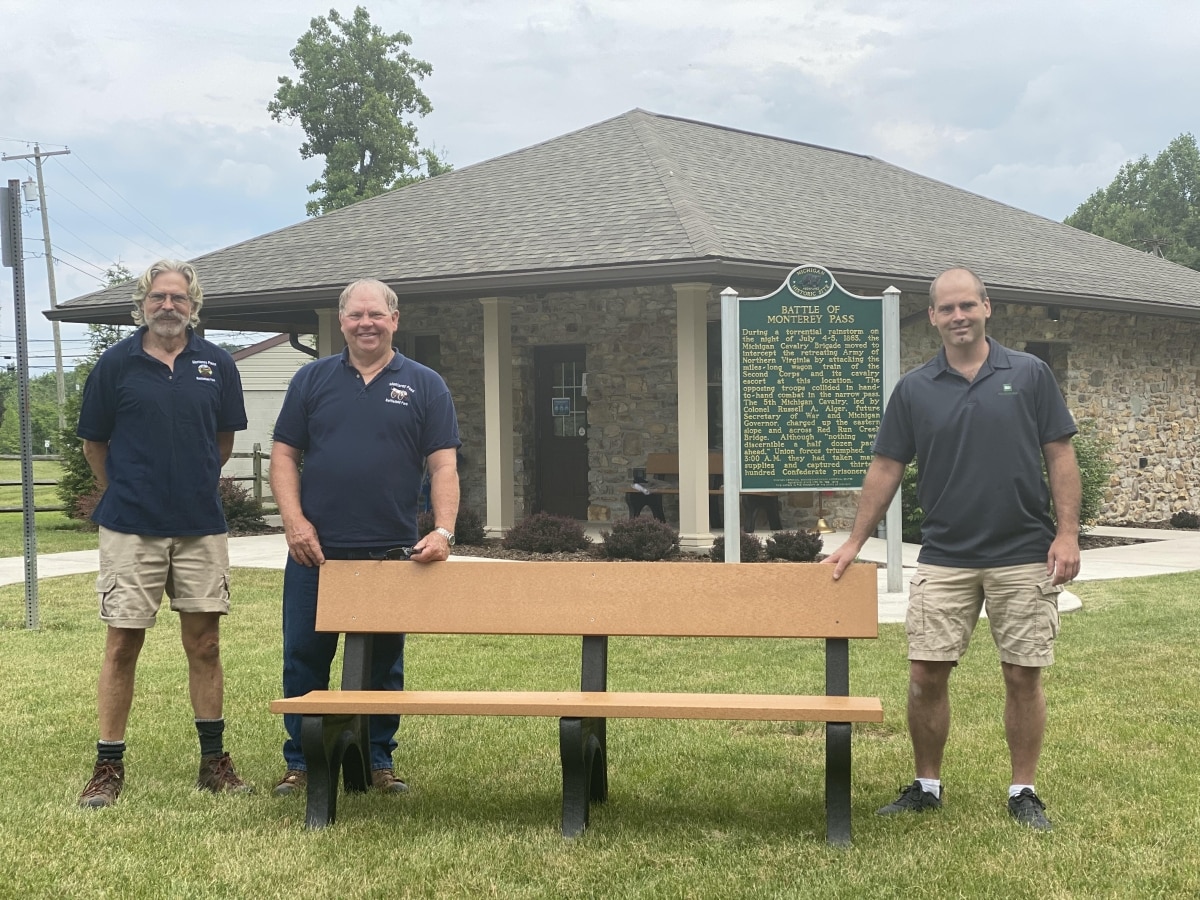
[76,260,250,808]
[270,277,461,797]
[825,267,1081,832]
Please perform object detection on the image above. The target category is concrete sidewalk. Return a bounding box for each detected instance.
[4,525,1198,625]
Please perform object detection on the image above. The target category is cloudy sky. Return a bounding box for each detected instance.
[2,0,1197,372]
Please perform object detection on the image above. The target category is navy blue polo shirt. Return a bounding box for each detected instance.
[873,338,1077,567]
[77,327,248,537]
[273,348,461,547]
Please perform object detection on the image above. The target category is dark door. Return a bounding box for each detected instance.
[534,345,589,518]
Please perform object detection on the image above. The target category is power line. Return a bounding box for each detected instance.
[66,153,188,251]
[43,179,171,259]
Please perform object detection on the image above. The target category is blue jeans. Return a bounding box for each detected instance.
[281,555,406,771]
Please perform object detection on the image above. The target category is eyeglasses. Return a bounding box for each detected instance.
[146,292,191,306]
[368,546,414,561]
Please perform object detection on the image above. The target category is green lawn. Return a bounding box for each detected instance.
[1,570,1197,898]
[0,459,98,555]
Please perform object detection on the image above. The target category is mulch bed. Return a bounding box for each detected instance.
[235,522,1188,557]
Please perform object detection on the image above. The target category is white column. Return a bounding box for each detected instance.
[674,282,713,551]
[316,308,345,357]
[480,297,515,537]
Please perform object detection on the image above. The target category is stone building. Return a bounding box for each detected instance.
[49,110,1200,546]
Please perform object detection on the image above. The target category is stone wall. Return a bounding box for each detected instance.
[403,284,1200,531]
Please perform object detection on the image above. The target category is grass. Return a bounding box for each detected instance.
[1,569,1198,898]
[0,459,98,556]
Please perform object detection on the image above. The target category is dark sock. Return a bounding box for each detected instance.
[195,718,225,758]
[96,740,125,764]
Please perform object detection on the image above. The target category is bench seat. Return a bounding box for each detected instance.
[273,689,883,721]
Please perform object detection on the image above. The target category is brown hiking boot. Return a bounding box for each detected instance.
[371,768,409,793]
[79,761,125,808]
[197,752,253,794]
[273,769,307,796]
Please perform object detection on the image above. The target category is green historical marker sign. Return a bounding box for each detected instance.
[739,265,883,490]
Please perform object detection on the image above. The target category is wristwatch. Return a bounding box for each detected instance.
[433,526,456,546]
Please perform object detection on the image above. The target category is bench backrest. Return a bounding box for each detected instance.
[644,452,722,478]
[317,560,877,639]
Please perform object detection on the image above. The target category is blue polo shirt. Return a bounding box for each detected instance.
[77,327,248,537]
[873,338,1077,567]
[273,348,461,547]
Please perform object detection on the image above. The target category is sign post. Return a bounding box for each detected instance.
[1,180,40,628]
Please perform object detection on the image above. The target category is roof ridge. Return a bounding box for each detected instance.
[625,110,723,258]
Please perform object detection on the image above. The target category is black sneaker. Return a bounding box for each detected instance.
[1008,788,1052,831]
[877,780,942,815]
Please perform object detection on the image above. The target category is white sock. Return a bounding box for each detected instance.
[917,777,942,799]
[1009,784,1035,798]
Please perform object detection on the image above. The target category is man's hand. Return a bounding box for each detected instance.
[409,528,452,563]
[1047,534,1080,585]
[284,517,324,567]
[822,540,863,581]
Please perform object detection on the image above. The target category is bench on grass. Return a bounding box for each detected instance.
[268,559,882,844]
[626,451,784,530]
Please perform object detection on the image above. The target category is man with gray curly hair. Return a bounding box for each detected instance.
[75,259,251,808]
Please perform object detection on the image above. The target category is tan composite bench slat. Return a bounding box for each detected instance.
[271,690,885,722]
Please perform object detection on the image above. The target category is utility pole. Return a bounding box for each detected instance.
[2,144,71,431]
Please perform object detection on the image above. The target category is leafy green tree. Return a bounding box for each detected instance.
[1065,133,1200,271]
[268,6,451,216]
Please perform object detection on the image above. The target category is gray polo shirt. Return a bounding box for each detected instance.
[873,337,1077,567]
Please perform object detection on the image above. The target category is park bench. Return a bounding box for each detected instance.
[625,451,784,530]
[269,559,882,844]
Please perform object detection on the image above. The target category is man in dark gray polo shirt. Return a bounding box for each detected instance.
[825,267,1081,831]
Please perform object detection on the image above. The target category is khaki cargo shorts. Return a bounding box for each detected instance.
[96,527,231,629]
[905,562,1062,667]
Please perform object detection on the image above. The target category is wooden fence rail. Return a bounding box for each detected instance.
[0,444,269,514]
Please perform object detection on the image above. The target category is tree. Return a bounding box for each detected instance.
[1065,133,1200,271]
[57,265,134,517]
[268,6,451,216]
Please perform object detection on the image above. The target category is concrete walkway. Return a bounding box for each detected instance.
[4,526,1198,625]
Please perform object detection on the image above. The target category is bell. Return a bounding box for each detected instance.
[816,517,833,534]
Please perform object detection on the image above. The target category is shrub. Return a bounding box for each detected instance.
[709,530,762,562]
[502,512,591,553]
[219,476,270,533]
[1170,510,1199,530]
[1071,419,1115,532]
[601,517,680,560]
[764,530,824,562]
[71,486,103,529]
[900,463,923,544]
[417,506,488,545]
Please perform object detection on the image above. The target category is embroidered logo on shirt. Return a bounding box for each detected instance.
[193,360,217,383]
[386,382,416,406]
[1000,383,1018,395]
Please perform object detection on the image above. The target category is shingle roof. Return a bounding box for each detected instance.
[52,109,1200,327]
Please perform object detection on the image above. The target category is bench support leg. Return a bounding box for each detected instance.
[825,721,852,846]
[559,716,607,837]
[299,713,371,830]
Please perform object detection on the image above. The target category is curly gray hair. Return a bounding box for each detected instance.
[130,259,204,327]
